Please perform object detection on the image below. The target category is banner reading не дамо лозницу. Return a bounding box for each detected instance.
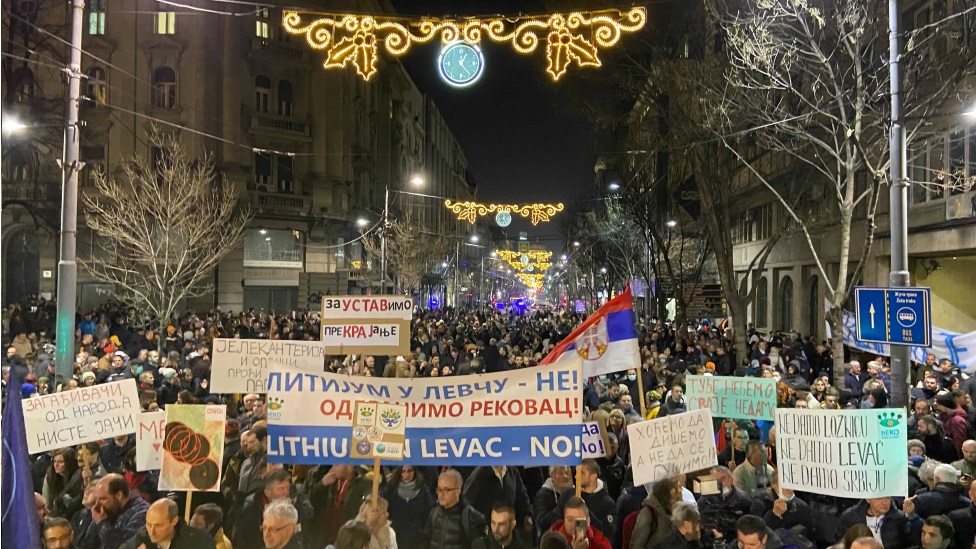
[776,408,908,498]
[265,359,584,466]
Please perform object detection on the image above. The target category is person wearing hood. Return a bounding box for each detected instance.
[383,466,435,549]
[644,390,662,419]
[910,464,970,518]
[534,466,574,535]
[462,466,532,531]
[933,394,970,452]
[556,459,616,543]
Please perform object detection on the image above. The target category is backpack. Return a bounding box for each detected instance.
[622,501,657,549]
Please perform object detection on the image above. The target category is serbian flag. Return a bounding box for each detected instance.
[541,287,640,377]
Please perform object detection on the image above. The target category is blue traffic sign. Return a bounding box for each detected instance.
[854,287,931,347]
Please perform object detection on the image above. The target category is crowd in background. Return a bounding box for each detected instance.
[3,296,975,549]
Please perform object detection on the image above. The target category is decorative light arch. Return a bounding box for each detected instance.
[282,7,646,82]
[445,201,564,225]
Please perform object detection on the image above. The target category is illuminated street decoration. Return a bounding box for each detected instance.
[494,250,553,274]
[445,201,564,225]
[282,8,646,82]
[518,273,545,290]
[495,211,512,227]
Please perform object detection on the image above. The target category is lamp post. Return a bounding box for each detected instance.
[54,0,85,384]
[380,176,424,295]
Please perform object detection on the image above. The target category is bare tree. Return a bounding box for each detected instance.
[714,0,976,383]
[80,130,251,333]
[362,212,453,296]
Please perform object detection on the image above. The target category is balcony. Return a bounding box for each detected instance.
[249,191,312,215]
[247,111,311,141]
[243,248,303,269]
[251,37,306,61]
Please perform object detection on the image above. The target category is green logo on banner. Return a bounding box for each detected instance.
[879,412,903,439]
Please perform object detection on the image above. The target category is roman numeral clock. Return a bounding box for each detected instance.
[438,41,484,87]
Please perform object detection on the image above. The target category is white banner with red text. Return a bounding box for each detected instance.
[23,379,140,454]
[266,358,585,466]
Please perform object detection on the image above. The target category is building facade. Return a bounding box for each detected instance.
[1,0,476,313]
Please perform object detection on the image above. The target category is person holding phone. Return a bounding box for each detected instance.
[549,497,611,549]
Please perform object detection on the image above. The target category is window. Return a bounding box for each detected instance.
[155,3,175,34]
[276,155,293,193]
[87,0,105,35]
[779,276,793,332]
[255,75,270,112]
[151,67,176,109]
[243,229,302,268]
[336,237,346,269]
[4,152,29,182]
[86,67,107,105]
[808,277,819,337]
[81,146,105,186]
[277,80,293,117]
[755,203,773,240]
[254,152,271,190]
[756,277,768,328]
[13,68,34,103]
[255,7,270,38]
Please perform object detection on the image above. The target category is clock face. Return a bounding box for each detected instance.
[438,42,484,87]
[495,211,511,227]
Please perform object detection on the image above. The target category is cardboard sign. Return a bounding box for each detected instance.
[320,296,414,320]
[776,408,908,498]
[23,379,140,454]
[267,358,584,466]
[581,422,606,458]
[350,402,407,460]
[629,409,717,486]
[319,320,411,355]
[136,411,167,471]
[210,338,327,393]
[686,375,777,421]
[159,405,226,492]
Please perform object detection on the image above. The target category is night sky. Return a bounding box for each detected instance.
[392,0,608,243]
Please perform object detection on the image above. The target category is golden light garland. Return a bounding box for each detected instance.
[445,201,564,225]
[493,250,553,274]
[495,250,553,263]
[282,8,646,82]
[518,272,546,290]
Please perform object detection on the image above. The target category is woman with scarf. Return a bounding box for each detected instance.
[382,466,434,549]
[355,496,398,549]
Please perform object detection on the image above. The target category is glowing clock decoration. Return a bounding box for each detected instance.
[438,41,484,87]
[495,211,512,227]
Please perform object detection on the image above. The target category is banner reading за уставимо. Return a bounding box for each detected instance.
[266,359,584,466]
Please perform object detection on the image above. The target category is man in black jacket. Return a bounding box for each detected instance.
[121,499,215,549]
[699,466,752,542]
[462,466,533,531]
[836,498,922,549]
[557,459,616,543]
[425,469,486,549]
[911,464,970,518]
[946,482,976,549]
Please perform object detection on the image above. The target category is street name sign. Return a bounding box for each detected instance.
[854,286,931,347]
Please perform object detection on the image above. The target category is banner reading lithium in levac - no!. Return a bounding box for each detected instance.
[266,359,585,466]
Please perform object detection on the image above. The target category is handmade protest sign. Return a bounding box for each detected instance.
[23,379,140,454]
[320,296,413,355]
[159,405,226,492]
[581,422,606,458]
[776,408,907,498]
[136,411,167,471]
[351,402,407,460]
[686,375,776,421]
[629,409,717,486]
[210,338,327,393]
[266,358,584,465]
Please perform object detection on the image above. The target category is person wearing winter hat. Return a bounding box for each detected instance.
[81,371,97,386]
[645,390,662,419]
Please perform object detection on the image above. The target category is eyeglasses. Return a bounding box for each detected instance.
[436,487,460,494]
[259,524,293,534]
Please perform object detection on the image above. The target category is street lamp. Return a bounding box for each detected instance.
[409,176,425,186]
[573,241,580,247]
[356,218,369,228]
[470,234,479,243]
[381,174,425,295]
[608,182,620,191]
[3,116,27,134]
[666,219,677,227]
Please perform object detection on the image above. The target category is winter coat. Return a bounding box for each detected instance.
[749,492,815,540]
[946,502,976,549]
[698,487,752,541]
[939,407,970,451]
[629,494,674,549]
[383,483,435,549]
[557,480,617,543]
[533,479,564,535]
[121,521,217,549]
[836,499,922,549]
[423,503,486,549]
[462,466,532,526]
[912,482,971,518]
[549,520,612,549]
[96,495,150,548]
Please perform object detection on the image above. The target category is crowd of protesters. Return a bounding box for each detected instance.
[3,296,975,549]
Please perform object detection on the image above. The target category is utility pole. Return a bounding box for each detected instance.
[380,185,389,295]
[888,0,910,409]
[55,0,85,384]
